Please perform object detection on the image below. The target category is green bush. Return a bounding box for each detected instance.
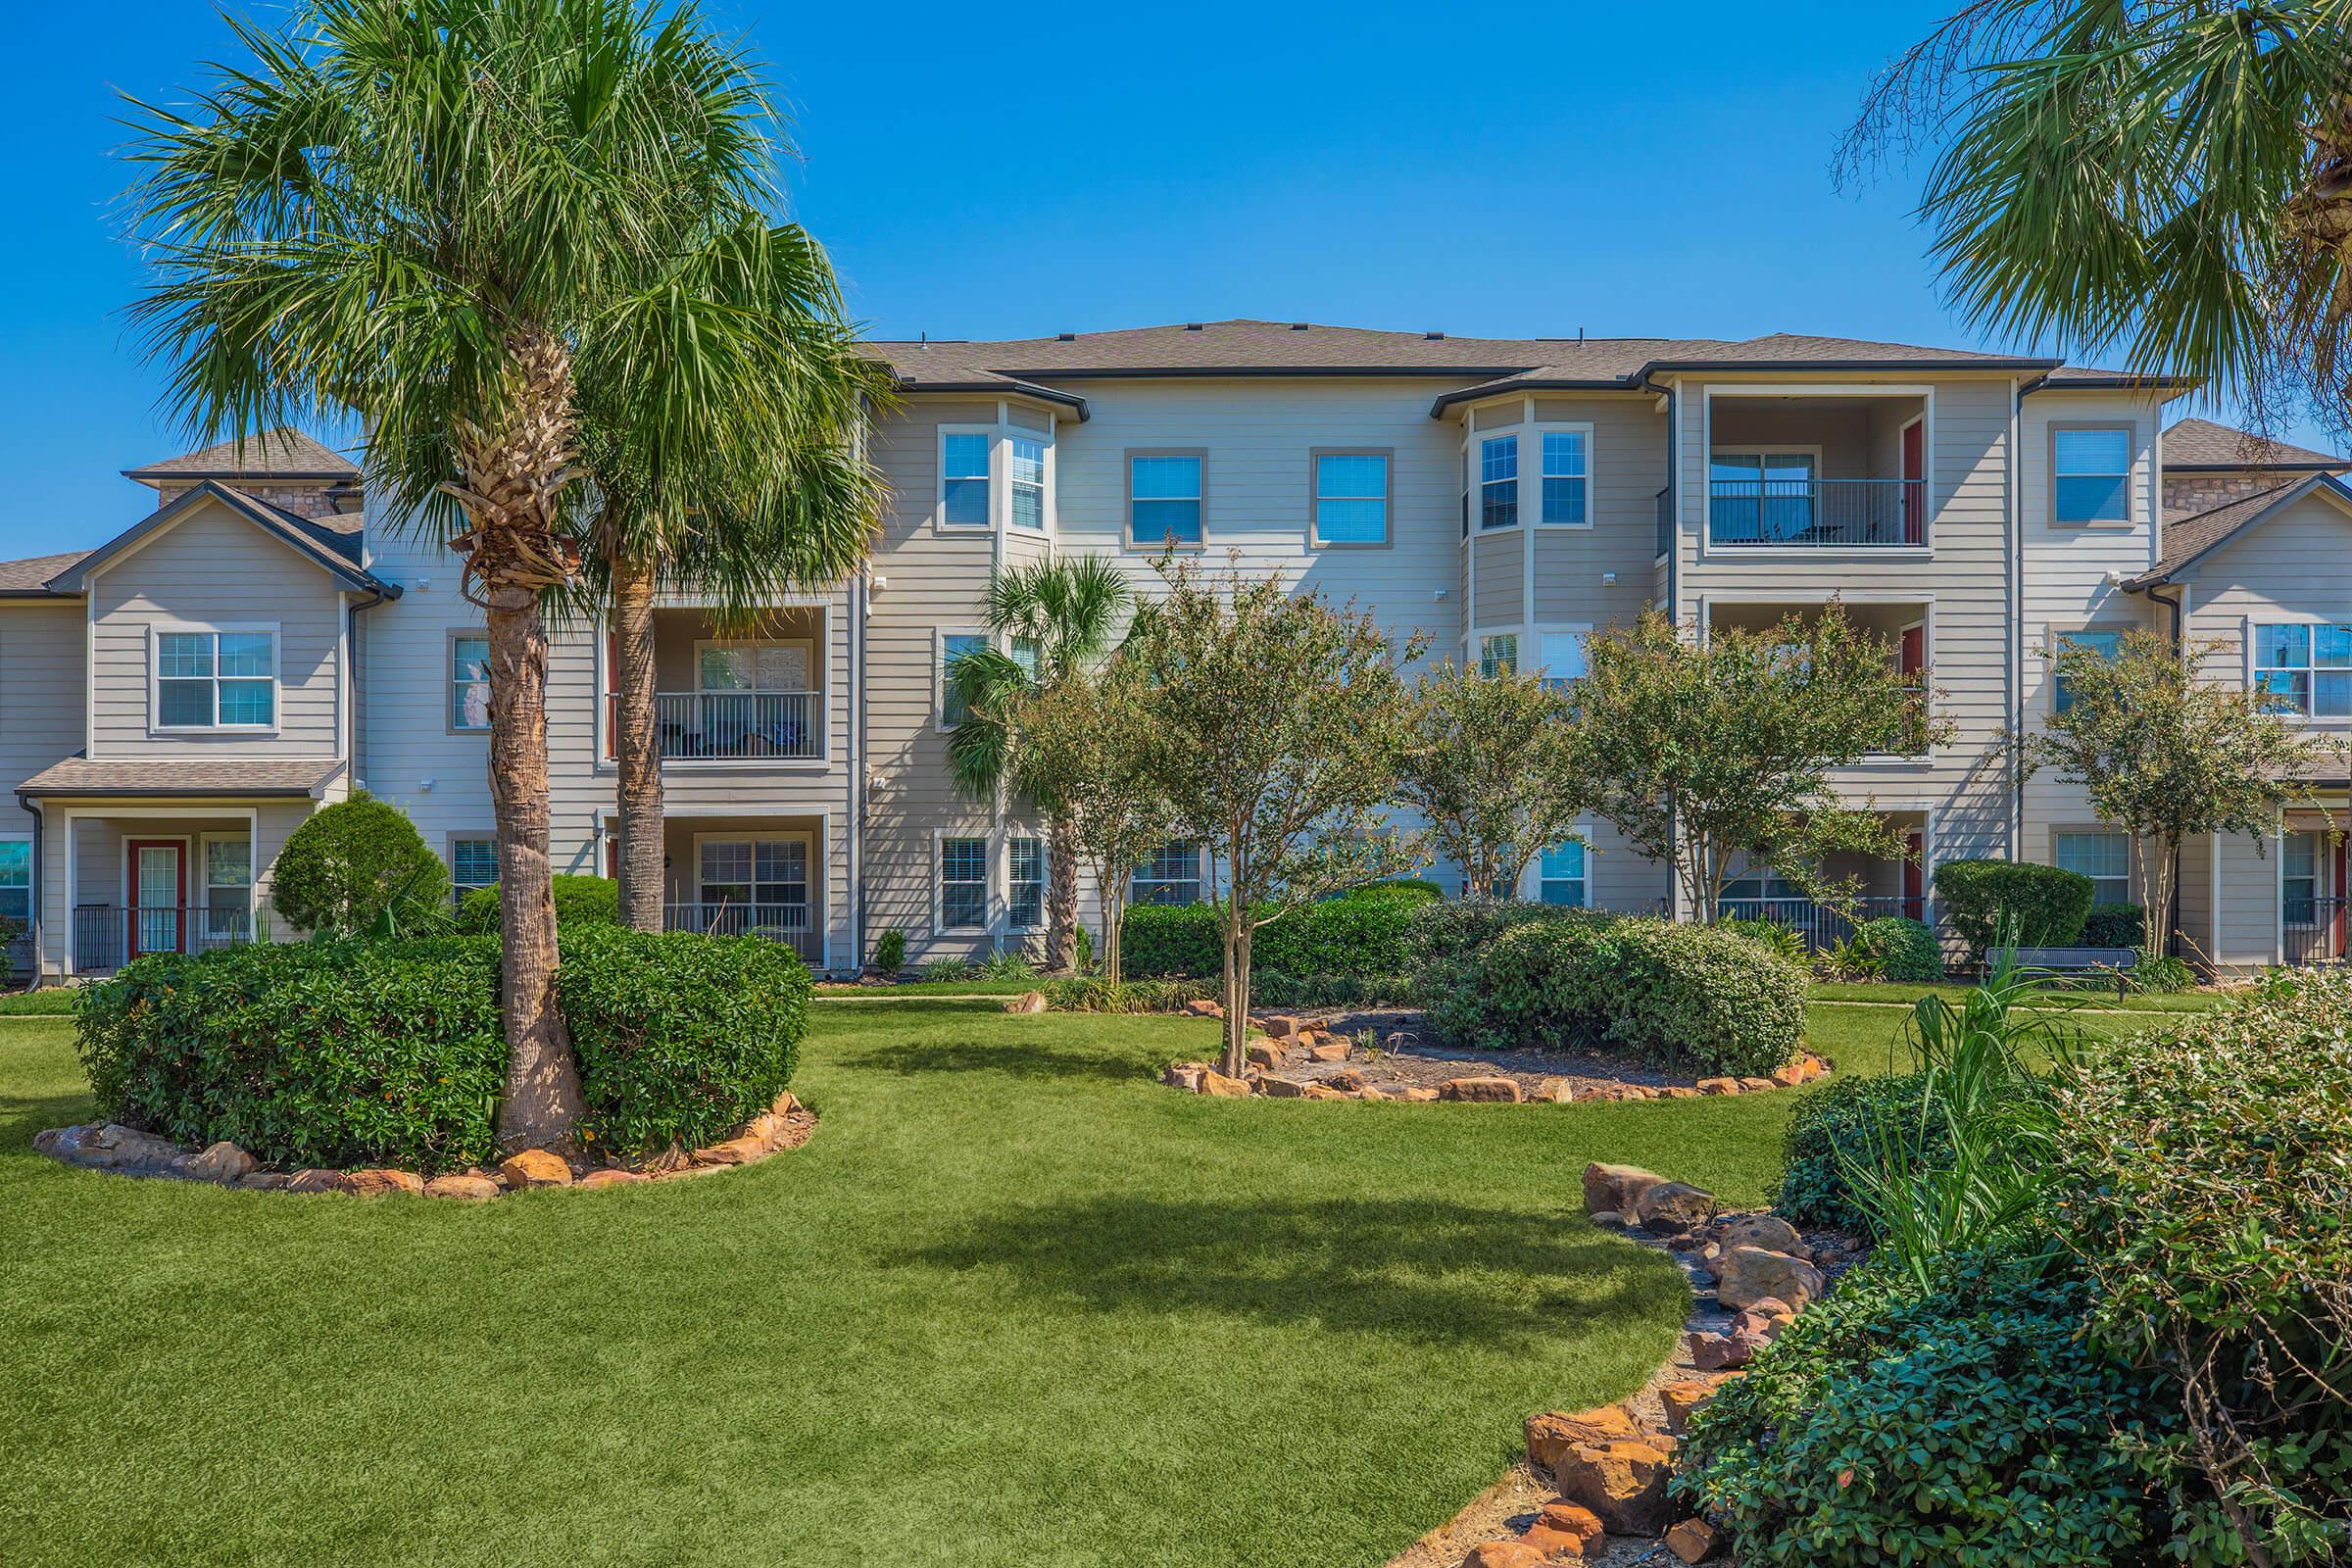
[558,924,808,1155]
[1423,913,1806,1077]
[1248,969,1415,1008]
[1403,897,1574,972]
[975,951,1037,981]
[1846,915,1943,983]
[1120,881,1445,980]
[75,937,505,1172]
[1933,859,2094,959]
[1042,975,1216,1013]
[455,874,620,934]
[2126,953,2195,993]
[2081,904,2146,949]
[1722,916,1808,966]
[1678,1247,2167,1568]
[1775,1063,2046,1238]
[873,928,907,976]
[270,794,448,934]
[920,956,974,983]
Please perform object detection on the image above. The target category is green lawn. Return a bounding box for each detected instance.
[0,993,2184,1567]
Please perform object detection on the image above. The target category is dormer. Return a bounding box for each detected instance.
[122,428,364,522]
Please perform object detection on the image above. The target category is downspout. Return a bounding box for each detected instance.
[2009,377,2029,860]
[346,587,388,791]
[851,567,868,978]
[2147,580,2189,954]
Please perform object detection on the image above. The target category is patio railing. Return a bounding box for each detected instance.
[2284,896,2348,967]
[1716,895,1930,956]
[662,902,821,965]
[1708,478,1926,548]
[70,906,268,977]
[650,690,822,761]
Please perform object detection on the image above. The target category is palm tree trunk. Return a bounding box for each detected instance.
[484,580,584,1149]
[612,551,663,932]
[1045,809,1079,972]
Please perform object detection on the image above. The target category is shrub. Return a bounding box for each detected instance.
[1120,881,1444,981]
[270,794,448,934]
[1933,858,2094,958]
[2081,903,2146,949]
[1722,916,1807,966]
[975,951,1037,981]
[75,937,505,1172]
[1248,969,1415,1008]
[920,956,974,983]
[1776,1072,1938,1234]
[1042,975,1216,1013]
[1677,1247,2167,1567]
[1404,897,1574,973]
[558,924,808,1155]
[873,928,906,976]
[1845,915,1943,983]
[455,874,620,934]
[1424,913,1806,1077]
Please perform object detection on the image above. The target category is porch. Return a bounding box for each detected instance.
[639,812,830,968]
[607,606,829,764]
[1717,810,1933,954]
[60,813,273,979]
[2283,823,2347,967]
[1705,392,1930,549]
[1707,599,1933,756]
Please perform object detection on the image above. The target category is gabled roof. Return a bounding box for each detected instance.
[37,481,393,598]
[2130,473,2352,588]
[17,757,344,800]
[2162,416,2348,472]
[0,551,97,597]
[123,427,359,482]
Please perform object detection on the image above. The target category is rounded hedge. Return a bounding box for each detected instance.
[1120,880,1444,980]
[2081,903,2146,949]
[270,795,449,934]
[1846,915,1944,983]
[455,874,621,934]
[1932,858,2094,958]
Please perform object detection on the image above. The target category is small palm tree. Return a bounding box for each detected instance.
[124,0,796,1148]
[945,557,1131,970]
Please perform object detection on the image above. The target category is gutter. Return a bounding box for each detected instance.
[346,586,390,790]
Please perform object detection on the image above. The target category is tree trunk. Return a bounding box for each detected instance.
[485,582,584,1150]
[612,551,663,933]
[1102,883,1126,984]
[1222,922,1253,1078]
[1045,808,1079,972]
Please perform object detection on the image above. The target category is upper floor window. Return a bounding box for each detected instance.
[939,836,989,931]
[1009,837,1045,929]
[1130,454,1203,547]
[1538,840,1587,907]
[1478,633,1518,678]
[941,431,992,527]
[1312,452,1389,546]
[1133,842,1201,906]
[156,628,274,730]
[940,632,988,726]
[1479,436,1519,530]
[2052,629,2122,711]
[1009,435,1047,532]
[2053,427,2132,523]
[2055,829,2131,906]
[1541,430,1589,525]
[1537,630,1588,689]
[2254,622,2352,717]
[451,634,491,730]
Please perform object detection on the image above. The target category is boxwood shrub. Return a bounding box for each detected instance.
[2080,903,2146,949]
[456,874,621,934]
[1845,915,1944,983]
[1933,858,2094,959]
[1120,879,1444,980]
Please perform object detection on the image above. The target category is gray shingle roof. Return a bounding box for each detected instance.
[17,758,344,798]
[2130,475,2352,586]
[2163,416,2347,471]
[123,427,359,481]
[0,551,96,595]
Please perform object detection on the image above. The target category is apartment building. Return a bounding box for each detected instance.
[2,322,2345,982]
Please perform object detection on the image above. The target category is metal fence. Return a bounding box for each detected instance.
[2284,896,2348,967]
[651,690,822,761]
[662,902,822,965]
[1716,895,1930,956]
[1708,478,1926,548]
[70,906,267,977]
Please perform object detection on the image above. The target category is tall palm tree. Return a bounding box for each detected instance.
[573,220,892,932]
[945,557,1130,970]
[124,0,793,1148]
[1847,1,2352,429]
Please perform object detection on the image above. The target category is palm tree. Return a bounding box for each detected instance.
[124,0,792,1149]
[1846,2,2352,429]
[573,220,891,932]
[945,557,1131,970]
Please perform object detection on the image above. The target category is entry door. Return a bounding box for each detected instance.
[127,841,185,958]
[1900,418,1926,543]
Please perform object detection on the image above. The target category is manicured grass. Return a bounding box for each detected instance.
[0,990,75,1016]
[812,976,1043,998]
[1807,979,2230,1013]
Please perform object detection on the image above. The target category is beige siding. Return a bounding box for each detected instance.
[2211,830,2281,970]
[0,602,85,845]
[2176,487,2352,744]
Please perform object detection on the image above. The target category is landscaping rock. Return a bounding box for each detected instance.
[1537,1500,1605,1551]
[1327,1068,1367,1094]
[1161,1062,1207,1091]
[237,1171,293,1191]
[1518,1522,1587,1559]
[1306,1040,1351,1063]
[1695,1076,1740,1095]
[1440,1076,1524,1102]
[1660,1085,1700,1099]
[50,1122,182,1172]
[286,1169,351,1195]
[1259,1013,1304,1040]
[1396,1086,1441,1102]
[1245,1042,1289,1071]
[1550,1439,1674,1535]
[1737,1076,1778,1093]
[579,1168,645,1189]
[1004,990,1049,1014]
[1197,1069,1251,1098]
[1659,1380,1725,1437]
[1666,1517,1724,1563]
[344,1168,424,1198]
[422,1174,501,1201]
[1713,1213,1803,1256]
[769,1090,802,1117]
[1635,1180,1716,1236]
[1581,1161,1666,1216]
[1717,1246,1826,1313]
[692,1136,767,1166]
[1459,1541,1544,1568]
[1529,1077,1576,1103]
[1769,1062,1806,1088]
[1180,999,1223,1018]
[181,1141,256,1184]
[1260,1077,1312,1099]
[1688,1329,1762,1371]
[498,1149,574,1189]
[1524,1404,1641,1475]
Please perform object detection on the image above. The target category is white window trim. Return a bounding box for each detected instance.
[933,827,993,934]
[448,627,492,734]
[1473,630,1521,677]
[937,424,998,531]
[2049,420,2139,528]
[1006,429,1051,535]
[148,621,281,735]
[937,626,990,733]
[0,830,34,931]
[1520,820,1594,906]
[2047,622,2130,715]
[1474,431,1522,532]
[447,833,499,898]
[2051,826,2134,906]
[690,829,813,927]
[1005,833,1047,932]
[690,636,819,693]
[1131,840,1205,906]
[1534,422,1596,530]
[2245,615,2352,725]
[1533,623,1592,688]
[1126,448,1208,551]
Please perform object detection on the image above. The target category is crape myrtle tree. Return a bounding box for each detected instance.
[1567,608,1944,923]
[1125,557,1428,1076]
[1398,659,1584,901]
[125,0,812,1148]
[2027,631,2344,958]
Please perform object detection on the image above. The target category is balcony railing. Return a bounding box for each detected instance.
[1717,895,1930,956]
[649,690,822,761]
[662,902,821,965]
[1708,478,1926,548]
[71,906,268,977]
[2284,896,2348,967]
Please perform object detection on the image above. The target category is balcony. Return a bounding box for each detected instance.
[1717,895,1930,956]
[2284,896,2347,967]
[650,690,821,761]
[1704,391,1930,550]
[1707,477,1924,548]
[71,906,270,978]
[1707,600,1933,758]
[608,605,829,766]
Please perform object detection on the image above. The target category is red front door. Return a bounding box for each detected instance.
[1901,419,1926,544]
[126,840,186,959]
[1902,831,1926,921]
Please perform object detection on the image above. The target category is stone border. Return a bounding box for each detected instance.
[31,1091,814,1199]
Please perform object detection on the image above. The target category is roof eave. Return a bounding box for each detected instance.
[894,377,1091,421]
[2130,472,2349,586]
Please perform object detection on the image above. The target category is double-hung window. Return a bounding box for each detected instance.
[940,837,989,930]
[942,431,993,527]
[1479,436,1519,530]
[450,838,498,901]
[940,633,988,726]
[450,634,491,730]
[1478,634,1518,678]
[1008,435,1047,531]
[1133,842,1201,906]
[157,628,274,729]
[1009,837,1045,929]
[2254,622,2352,717]
[2052,629,2121,712]
[1130,454,1203,546]
[1312,452,1389,545]
[1540,430,1589,525]
[2055,830,2131,906]
[1538,630,1588,690]
[1538,841,1587,907]
[700,837,808,928]
[0,839,28,933]
[2053,427,2132,523]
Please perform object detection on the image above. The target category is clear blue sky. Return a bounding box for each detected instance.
[0,0,2298,563]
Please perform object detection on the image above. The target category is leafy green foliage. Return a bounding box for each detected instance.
[1678,1248,2167,1568]
[1120,882,1444,980]
[455,875,620,934]
[1845,916,1943,983]
[1397,661,1583,899]
[1933,859,2094,959]
[1778,1072,1942,1235]
[269,796,449,935]
[975,951,1038,981]
[1040,976,1217,1014]
[558,925,808,1155]
[2127,954,2196,995]
[1722,916,1808,966]
[872,928,907,977]
[2080,905,2145,949]
[1422,911,1806,1077]
[920,957,975,983]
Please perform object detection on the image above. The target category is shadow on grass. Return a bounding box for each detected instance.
[0,1088,93,1157]
[837,1038,1154,1084]
[894,1193,1683,1348]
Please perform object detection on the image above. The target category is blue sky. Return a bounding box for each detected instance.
[0,0,2301,561]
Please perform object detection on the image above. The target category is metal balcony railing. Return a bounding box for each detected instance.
[71,906,268,977]
[2284,896,2348,967]
[662,902,821,965]
[1716,895,1931,955]
[649,690,822,761]
[1708,478,1927,548]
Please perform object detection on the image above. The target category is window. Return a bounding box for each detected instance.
[942,432,992,527]
[197,837,251,943]
[1478,634,1517,678]
[2052,630,2121,712]
[699,641,811,694]
[2055,830,2131,906]
[1008,435,1047,532]
[700,837,808,923]
[1711,451,1819,541]
[2053,427,2132,523]
[1537,630,1588,689]
[1009,837,1045,929]
[1312,452,1389,545]
[1132,842,1200,906]
[2284,831,2322,925]
[1540,430,1588,525]
[0,840,28,930]
[2254,622,2352,717]
[1479,436,1519,529]
[450,634,491,730]
[1538,841,1587,907]
[940,837,989,930]
[940,633,988,726]
[1130,454,1203,546]
[451,838,498,899]
[156,629,274,729]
